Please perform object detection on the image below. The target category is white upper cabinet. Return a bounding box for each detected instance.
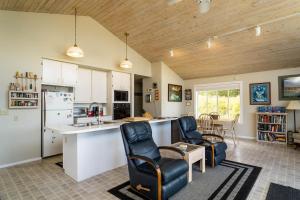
[92,71,107,103]
[112,71,131,91]
[75,68,92,103]
[75,69,108,103]
[42,59,61,85]
[61,63,78,86]
[42,59,78,86]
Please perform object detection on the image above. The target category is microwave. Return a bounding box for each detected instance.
[114,90,129,102]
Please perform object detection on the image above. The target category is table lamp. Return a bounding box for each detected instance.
[287,101,300,133]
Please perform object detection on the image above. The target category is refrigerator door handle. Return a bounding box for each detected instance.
[43,92,46,131]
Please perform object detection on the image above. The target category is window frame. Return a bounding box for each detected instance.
[193,81,243,123]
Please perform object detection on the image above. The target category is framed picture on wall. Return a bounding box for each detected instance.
[168,84,182,102]
[249,82,271,105]
[278,74,300,100]
[185,89,192,100]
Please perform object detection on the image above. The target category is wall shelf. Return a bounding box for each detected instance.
[9,90,39,109]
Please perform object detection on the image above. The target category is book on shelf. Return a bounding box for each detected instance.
[257,115,286,124]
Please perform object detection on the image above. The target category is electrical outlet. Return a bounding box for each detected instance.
[0,108,8,116]
[13,115,19,121]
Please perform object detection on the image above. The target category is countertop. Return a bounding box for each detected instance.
[47,118,176,135]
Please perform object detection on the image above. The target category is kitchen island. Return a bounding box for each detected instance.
[48,118,174,182]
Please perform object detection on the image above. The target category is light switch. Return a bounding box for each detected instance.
[0,108,8,116]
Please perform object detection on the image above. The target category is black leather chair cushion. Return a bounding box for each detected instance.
[137,158,188,184]
[185,130,202,140]
[206,142,228,155]
[178,116,198,133]
[206,152,226,166]
[122,122,161,166]
[162,173,188,199]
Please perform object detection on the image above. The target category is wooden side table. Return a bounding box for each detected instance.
[171,142,205,183]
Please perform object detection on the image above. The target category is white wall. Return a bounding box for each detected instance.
[161,62,184,117]
[184,67,300,139]
[143,62,184,118]
[0,10,151,167]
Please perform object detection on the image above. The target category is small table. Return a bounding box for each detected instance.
[172,142,205,183]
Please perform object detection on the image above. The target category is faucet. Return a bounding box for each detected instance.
[89,102,99,112]
[88,102,101,124]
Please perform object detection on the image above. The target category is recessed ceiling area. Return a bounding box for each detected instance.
[1,0,300,79]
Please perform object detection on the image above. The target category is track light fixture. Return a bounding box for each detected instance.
[207,38,212,48]
[169,49,174,57]
[255,25,262,37]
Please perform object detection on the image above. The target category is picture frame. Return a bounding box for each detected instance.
[185,89,192,101]
[249,82,271,105]
[168,84,182,102]
[278,74,300,100]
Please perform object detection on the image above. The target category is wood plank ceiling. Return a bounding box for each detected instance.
[1,0,300,79]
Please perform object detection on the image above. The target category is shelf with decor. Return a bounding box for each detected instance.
[256,112,287,144]
[9,90,39,109]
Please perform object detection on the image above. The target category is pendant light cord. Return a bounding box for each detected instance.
[75,8,77,45]
[125,32,128,60]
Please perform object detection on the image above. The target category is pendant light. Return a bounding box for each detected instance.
[66,8,84,58]
[120,32,133,69]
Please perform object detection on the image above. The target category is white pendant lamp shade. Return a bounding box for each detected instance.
[120,32,132,69]
[66,8,84,58]
[120,59,133,69]
[67,44,84,58]
[198,0,212,14]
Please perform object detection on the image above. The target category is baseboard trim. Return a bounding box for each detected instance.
[237,136,256,140]
[0,157,41,169]
[225,135,256,140]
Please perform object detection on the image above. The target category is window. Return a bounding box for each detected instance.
[195,82,242,120]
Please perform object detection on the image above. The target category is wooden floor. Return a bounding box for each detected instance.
[0,139,299,200]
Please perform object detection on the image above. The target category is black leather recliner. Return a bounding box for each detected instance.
[120,121,189,200]
[177,116,227,167]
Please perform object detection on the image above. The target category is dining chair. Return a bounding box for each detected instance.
[197,114,216,134]
[209,112,220,120]
[222,114,240,145]
[209,112,223,135]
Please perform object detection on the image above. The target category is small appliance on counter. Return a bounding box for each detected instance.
[41,91,74,158]
[113,103,131,120]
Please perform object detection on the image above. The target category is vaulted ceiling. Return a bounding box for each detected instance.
[1,0,300,79]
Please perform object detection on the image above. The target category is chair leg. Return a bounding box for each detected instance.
[211,144,215,168]
[231,131,236,145]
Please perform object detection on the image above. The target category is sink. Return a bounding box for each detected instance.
[71,121,117,127]
[72,123,87,127]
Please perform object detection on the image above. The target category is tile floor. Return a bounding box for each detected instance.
[0,139,299,200]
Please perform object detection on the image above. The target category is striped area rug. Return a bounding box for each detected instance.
[108,160,261,200]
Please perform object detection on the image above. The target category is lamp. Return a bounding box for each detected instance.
[287,101,300,133]
[120,32,132,69]
[66,8,84,58]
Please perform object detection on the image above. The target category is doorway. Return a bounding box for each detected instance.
[134,75,144,117]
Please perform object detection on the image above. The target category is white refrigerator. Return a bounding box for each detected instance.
[42,92,74,158]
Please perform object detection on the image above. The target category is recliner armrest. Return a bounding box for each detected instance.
[182,138,212,146]
[158,146,185,158]
[129,155,160,169]
[202,134,224,142]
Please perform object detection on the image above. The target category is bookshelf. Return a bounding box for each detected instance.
[256,112,288,144]
[9,91,39,109]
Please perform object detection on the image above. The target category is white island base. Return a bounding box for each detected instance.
[59,120,172,182]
